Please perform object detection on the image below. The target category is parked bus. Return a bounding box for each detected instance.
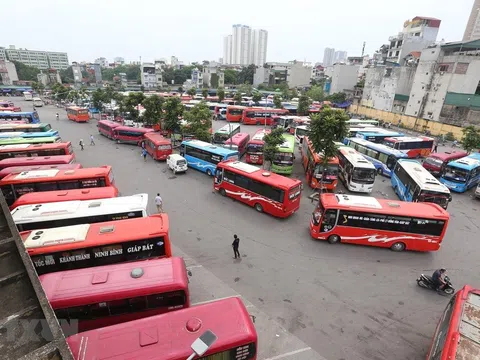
[301,136,340,190]
[0,166,115,206]
[10,187,118,210]
[142,132,172,161]
[0,164,81,180]
[212,123,241,144]
[0,123,51,133]
[288,117,310,135]
[0,100,15,108]
[242,107,288,126]
[440,153,480,193]
[12,193,148,232]
[423,151,468,177]
[245,129,270,165]
[392,159,451,209]
[66,106,89,123]
[383,136,434,158]
[0,142,74,160]
[66,297,257,360]
[356,129,404,143]
[271,116,296,131]
[271,134,295,175]
[41,257,189,333]
[225,105,245,122]
[337,146,376,193]
[294,125,310,144]
[345,137,408,177]
[23,91,33,101]
[180,139,238,176]
[310,193,450,252]
[97,120,120,139]
[0,130,59,140]
[0,136,61,146]
[0,111,40,124]
[214,160,302,217]
[425,285,480,360]
[346,119,379,126]
[21,214,171,275]
[0,154,75,170]
[113,126,154,144]
[222,132,250,157]
[347,126,382,138]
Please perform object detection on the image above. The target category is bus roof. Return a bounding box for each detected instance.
[0,164,81,180]
[338,146,375,169]
[181,139,238,156]
[304,137,339,164]
[40,257,188,309]
[397,159,450,194]
[277,134,295,153]
[114,126,154,133]
[447,153,480,170]
[0,155,74,167]
[226,105,245,109]
[143,132,170,144]
[215,123,241,134]
[384,136,434,142]
[428,151,468,162]
[97,120,120,128]
[0,123,50,130]
[66,106,87,110]
[66,297,256,360]
[224,132,249,145]
[347,137,408,158]
[453,285,480,359]
[357,129,404,136]
[0,136,59,145]
[0,111,37,116]
[0,166,111,184]
[250,128,270,142]
[0,141,71,152]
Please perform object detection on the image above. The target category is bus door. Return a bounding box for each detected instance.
[320,209,338,233]
[214,167,223,185]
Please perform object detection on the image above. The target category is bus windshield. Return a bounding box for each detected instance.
[442,166,469,183]
[424,156,443,168]
[353,168,376,183]
[274,152,294,164]
[314,164,339,177]
[296,127,310,137]
[247,143,263,153]
[420,190,450,208]
[214,132,230,143]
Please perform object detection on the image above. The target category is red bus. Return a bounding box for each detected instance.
[226,105,245,122]
[310,193,450,252]
[66,106,89,123]
[10,187,118,210]
[0,106,21,112]
[21,214,171,275]
[223,132,250,157]
[0,100,15,108]
[97,120,120,139]
[67,297,257,360]
[383,136,435,158]
[245,129,270,165]
[425,285,480,360]
[0,142,74,160]
[301,136,339,191]
[142,132,172,161]
[0,163,81,180]
[0,166,115,206]
[0,154,76,170]
[423,151,468,177]
[242,107,289,125]
[113,126,154,144]
[41,257,189,333]
[214,160,302,218]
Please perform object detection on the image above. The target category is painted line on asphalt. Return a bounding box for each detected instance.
[261,347,312,360]
[186,265,203,269]
[191,295,241,306]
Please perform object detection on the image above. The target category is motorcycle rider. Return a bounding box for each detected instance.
[432,268,447,291]
[56,113,59,121]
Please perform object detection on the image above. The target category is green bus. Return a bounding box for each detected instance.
[271,134,295,175]
[0,136,62,146]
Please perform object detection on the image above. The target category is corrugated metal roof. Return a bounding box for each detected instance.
[444,92,480,108]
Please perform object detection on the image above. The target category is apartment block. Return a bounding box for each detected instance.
[223,25,268,66]
[325,64,359,94]
[0,45,69,70]
[253,61,311,88]
[463,0,480,41]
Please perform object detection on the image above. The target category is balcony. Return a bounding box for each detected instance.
[389,33,405,41]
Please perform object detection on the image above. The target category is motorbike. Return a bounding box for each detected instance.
[417,274,455,295]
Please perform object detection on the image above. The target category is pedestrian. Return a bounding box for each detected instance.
[232,234,240,259]
[79,139,84,151]
[433,142,438,153]
[142,147,147,162]
[154,193,163,213]
[90,135,95,146]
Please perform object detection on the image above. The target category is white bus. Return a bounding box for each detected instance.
[337,146,376,193]
[346,118,379,126]
[294,125,310,144]
[23,92,33,101]
[12,194,148,232]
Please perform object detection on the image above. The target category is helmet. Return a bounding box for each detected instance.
[440,268,446,272]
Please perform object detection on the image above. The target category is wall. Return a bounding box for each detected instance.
[288,62,311,88]
[329,64,359,94]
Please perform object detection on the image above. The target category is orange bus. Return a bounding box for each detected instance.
[0,154,76,170]
[66,106,89,123]
[0,142,74,160]
[225,105,245,122]
[0,166,115,206]
[10,187,118,210]
[21,214,171,275]
[41,257,189,333]
[0,163,81,180]
[301,136,339,191]
[142,132,172,161]
[242,107,288,126]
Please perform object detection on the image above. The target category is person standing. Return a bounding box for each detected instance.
[232,234,240,259]
[142,147,148,162]
[433,141,438,153]
[79,139,84,151]
[154,193,163,213]
[90,135,95,146]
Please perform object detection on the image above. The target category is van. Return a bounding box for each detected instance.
[33,98,43,107]
[167,154,187,174]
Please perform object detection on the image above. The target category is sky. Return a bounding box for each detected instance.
[3,0,475,65]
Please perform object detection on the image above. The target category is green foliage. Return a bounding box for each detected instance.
[445,132,455,141]
[182,102,212,142]
[237,83,252,96]
[263,128,285,170]
[162,65,197,85]
[142,95,164,125]
[326,92,347,104]
[237,65,255,85]
[178,86,184,93]
[297,95,311,115]
[187,88,196,97]
[307,85,324,102]
[461,126,480,153]
[59,67,74,83]
[273,95,282,109]
[163,97,184,132]
[252,92,262,105]
[210,73,219,88]
[224,69,237,85]
[202,88,208,99]
[356,79,365,88]
[31,82,44,95]
[51,83,69,101]
[290,88,299,99]
[123,92,145,120]
[101,65,140,83]
[217,88,225,102]
[11,61,40,81]
[91,88,106,112]
[233,92,243,103]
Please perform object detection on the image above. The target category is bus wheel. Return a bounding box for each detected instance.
[390,242,405,252]
[206,169,212,176]
[219,188,226,196]
[254,203,264,213]
[328,235,340,244]
[377,168,383,175]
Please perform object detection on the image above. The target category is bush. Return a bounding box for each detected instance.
[445,132,455,141]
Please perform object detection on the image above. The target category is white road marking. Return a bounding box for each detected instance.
[262,347,312,360]
[186,264,203,269]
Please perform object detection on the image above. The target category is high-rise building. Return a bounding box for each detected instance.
[334,51,348,63]
[323,48,335,67]
[223,35,232,64]
[251,29,268,66]
[0,45,69,70]
[114,57,125,65]
[232,24,252,65]
[223,25,268,65]
[463,0,480,41]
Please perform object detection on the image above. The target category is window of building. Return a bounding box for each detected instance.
[427,112,433,116]
[395,51,400,56]
[475,81,480,95]
[415,32,421,36]
[438,65,449,72]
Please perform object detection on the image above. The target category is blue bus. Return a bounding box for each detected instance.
[180,139,239,176]
[345,137,408,177]
[355,129,404,143]
[0,111,40,124]
[0,130,59,139]
[440,153,480,193]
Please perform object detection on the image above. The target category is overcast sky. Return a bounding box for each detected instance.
[3,0,474,65]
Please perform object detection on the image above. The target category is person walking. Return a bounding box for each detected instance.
[232,234,240,259]
[154,193,163,213]
[433,141,438,153]
[90,135,95,146]
[142,147,148,162]
[56,112,59,121]
[79,139,84,151]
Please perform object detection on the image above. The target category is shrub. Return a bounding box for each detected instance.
[445,132,455,141]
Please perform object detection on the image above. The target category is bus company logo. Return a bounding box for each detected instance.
[342,235,437,244]
[225,190,282,209]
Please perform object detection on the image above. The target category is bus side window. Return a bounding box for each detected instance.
[180,144,185,156]
[321,209,337,232]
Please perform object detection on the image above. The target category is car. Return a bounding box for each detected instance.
[167,154,187,174]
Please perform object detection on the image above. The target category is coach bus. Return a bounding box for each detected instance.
[391,159,451,209]
[271,134,295,175]
[301,136,339,191]
[337,146,376,193]
[0,123,52,133]
[212,123,241,144]
[423,151,468,177]
[356,129,404,143]
[0,130,58,140]
[440,153,480,193]
[66,297,257,360]
[97,120,120,139]
[225,105,245,122]
[66,106,89,122]
[0,111,40,124]
[383,136,434,158]
[180,139,238,176]
[245,129,270,165]
[310,193,450,252]
[0,166,115,206]
[0,142,74,160]
[294,125,310,144]
[215,160,302,218]
[0,154,75,170]
[21,214,171,275]
[346,119,379,126]
[41,257,189,333]
[113,126,154,144]
[242,107,288,126]
[0,164,81,180]
[222,132,250,157]
[0,136,61,146]
[142,132,172,161]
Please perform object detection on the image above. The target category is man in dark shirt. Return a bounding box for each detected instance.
[232,234,240,259]
[432,268,446,290]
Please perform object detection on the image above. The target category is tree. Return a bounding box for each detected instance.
[51,83,69,101]
[263,128,285,170]
[224,69,237,85]
[217,88,225,102]
[237,83,252,96]
[237,64,256,84]
[187,87,196,98]
[297,95,311,115]
[461,126,480,153]
[307,85,324,102]
[177,86,184,93]
[252,92,262,105]
[11,61,40,81]
[326,92,347,104]
[182,103,212,143]
[142,95,164,125]
[59,66,74,83]
[273,95,282,109]
[202,88,209,99]
[31,82,45,95]
[290,88,299,99]
[163,97,184,133]
[91,88,106,112]
[210,73,219,88]
[123,92,146,120]
[233,92,243,104]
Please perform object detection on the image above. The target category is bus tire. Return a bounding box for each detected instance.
[377,168,383,175]
[206,169,212,176]
[327,235,340,244]
[390,242,405,252]
[254,203,263,213]
[219,188,226,196]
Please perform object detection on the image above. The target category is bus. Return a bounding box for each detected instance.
[23,91,33,101]
[337,146,376,193]
[21,214,171,275]
[346,119,379,126]
[113,126,154,144]
[0,130,59,140]
[356,129,404,143]
[0,164,81,180]
[66,297,257,360]
[0,142,74,160]
[180,139,238,176]
[212,123,241,144]
[392,159,451,209]
[0,166,115,206]
[347,126,382,138]
[0,123,52,133]
[222,132,250,157]
[66,106,89,123]
[425,285,480,360]
[0,136,61,146]
[245,129,270,165]
[383,136,434,158]
[41,257,189,334]
[0,154,75,170]
[0,100,15,108]
[423,151,468,177]
[215,160,302,218]
[271,134,295,175]
[242,107,288,125]
[225,105,245,122]
[0,111,40,124]
[440,153,480,193]
[12,193,148,232]
[33,97,43,107]
[301,136,340,191]
[294,125,310,144]
[345,137,408,177]
[310,193,450,252]
[97,120,120,139]
[142,132,172,161]
[10,187,119,210]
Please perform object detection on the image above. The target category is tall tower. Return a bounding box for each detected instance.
[323,48,335,66]
[463,0,480,41]
[232,24,252,65]
[223,35,232,64]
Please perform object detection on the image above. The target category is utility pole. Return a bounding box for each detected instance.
[361,42,366,57]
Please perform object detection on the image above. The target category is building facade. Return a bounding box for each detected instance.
[0,46,69,70]
[251,29,268,66]
[191,68,203,88]
[0,61,18,85]
[223,35,232,65]
[114,57,125,65]
[325,64,360,94]
[94,57,109,68]
[203,63,224,88]
[334,51,348,63]
[323,48,335,67]
[232,24,252,65]
[253,61,311,88]
[223,25,268,66]
[141,63,157,89]
[463,0,480,41]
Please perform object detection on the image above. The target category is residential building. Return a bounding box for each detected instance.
[191,68,203,88]
[311,64,325,82]
[334,51,348,63]
[0,45,69,70]
[223,25,268,65]
[251,29,268,66]
[223,35,232,64]
[323,48,335,67]
[0,61,18,85]
[114,57,125,65]
[118,73,128,87]
[95,57,109,68]
[348,55,371,79]
[72,62,82,85]
[37,69,62,86]
[141,63,157,89]
[203,63,224,88]
[463,0,480,41]
[154,60,165,86]
[232,24,252,65]
[87,63,102,84]
[253,61,311,88]
[386,16,441,65]
[325,64,360,94]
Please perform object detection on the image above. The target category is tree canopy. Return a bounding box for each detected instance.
[217,88,225,102]
[263,128,285,170]
[307,85,324,102]
[142,95,164,125]
[182,102,212,142]
[11,61,40,81]
[163,97,184,132]
[224,69,237,85]
[297,95,311,116]
[461,126,480,153]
